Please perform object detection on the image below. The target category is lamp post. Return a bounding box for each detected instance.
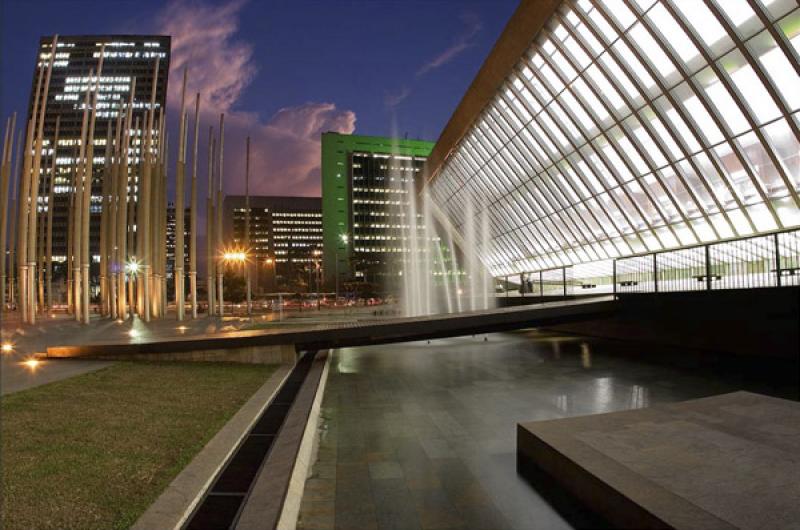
[335,233,348,305]
[222,250,247,314]
[313,249,322,310]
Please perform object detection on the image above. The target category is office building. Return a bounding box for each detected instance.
[223,195,322,292]
[321,133,434,289]
[28,34,170,275]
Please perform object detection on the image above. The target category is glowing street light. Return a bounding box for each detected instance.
[2,343,14,353]
[22,358,41,371]
[126,259,140,274]
[223,251,247,263]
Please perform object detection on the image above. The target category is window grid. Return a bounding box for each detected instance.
[430,0,800,277]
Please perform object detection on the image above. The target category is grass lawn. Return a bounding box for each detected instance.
[1,361,276,530]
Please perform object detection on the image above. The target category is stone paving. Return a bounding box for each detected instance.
[297,330,796,530]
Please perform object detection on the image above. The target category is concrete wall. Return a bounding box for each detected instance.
[55,344,297,365]
[543,288,799,360]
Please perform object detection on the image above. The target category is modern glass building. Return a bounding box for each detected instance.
[29,35,170,268]
[321,133,434,288]
[425,0,800,290]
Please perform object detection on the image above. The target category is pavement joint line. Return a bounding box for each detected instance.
[131,363,294,530]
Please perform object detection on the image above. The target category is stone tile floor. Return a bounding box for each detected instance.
[297,330,797,530]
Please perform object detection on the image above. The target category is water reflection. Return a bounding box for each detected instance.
[630,384,649,409]
[580,342,591,368]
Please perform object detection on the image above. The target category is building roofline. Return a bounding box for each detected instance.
[422,0,561,189]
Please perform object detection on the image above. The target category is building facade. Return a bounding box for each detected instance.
[223,196,322,292]
[425,0,800,287]
[321,133,434,289]
[28,34,170,276]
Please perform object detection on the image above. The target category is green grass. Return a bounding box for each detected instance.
[1,361,276,530]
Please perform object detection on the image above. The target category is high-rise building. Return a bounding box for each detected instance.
[321,133,434,289]
[28,35,170,276]
[223,196,322,292]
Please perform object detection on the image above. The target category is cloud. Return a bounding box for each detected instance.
[158,0,255,112]
[154,0,357,198]
[227,103,356,196]
[416,13,482,77]
[384,87,411,109]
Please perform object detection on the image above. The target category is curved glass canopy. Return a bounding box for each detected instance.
[428,0,800,278]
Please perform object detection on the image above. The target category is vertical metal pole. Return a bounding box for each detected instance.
[653,253,658,293]
[774,233,781,288]
[175,68,187,321]
[216,114,225,317]
[705,244,712,291]
[539,270,543,297]
[562,267,567,297]
[189,93,200,319]
[612,259,617,299]
[245,136,251,316]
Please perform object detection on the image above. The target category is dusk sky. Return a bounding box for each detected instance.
[1,0,518,198]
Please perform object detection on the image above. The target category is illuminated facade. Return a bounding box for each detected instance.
[29,35,170,272]
[426,0,800,284]
[223,196,322,291]
[321,133,434,287]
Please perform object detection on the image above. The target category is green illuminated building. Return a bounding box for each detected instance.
[321,132,434,291]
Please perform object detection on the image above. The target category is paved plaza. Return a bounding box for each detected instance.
[298,330,795,530]
[0,306,384,395]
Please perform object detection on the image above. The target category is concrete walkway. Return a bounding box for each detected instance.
[0,306,380,395]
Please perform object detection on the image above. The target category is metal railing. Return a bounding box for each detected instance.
[497,227,800,299]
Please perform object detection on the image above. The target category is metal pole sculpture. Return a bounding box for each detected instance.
[45,116,59,313]
[139,58,159,322]
[108,110,122,320]
[245,135,251,316]
[66,145,76,313]
[157,120,167,318]
[206,128,215,316]
[73,71,95,322]
[38,168,46,313]
[26,35,58,323]
[189,93,200,319]
[127,115,139,316]
[8,129,22,311]
[151,110,165,319]
[117,83,135,319]
[216,114,224,317]
[175,68,188,320]
[81,48,105,324]
[18,68,44,323]
[99,123,112,316]
[0,113,15,312]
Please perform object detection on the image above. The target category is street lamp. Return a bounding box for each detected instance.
[222,248,249,315]
[336,233,348,305]
[313,249,322,309]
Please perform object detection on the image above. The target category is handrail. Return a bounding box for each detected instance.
[497,226,800,299]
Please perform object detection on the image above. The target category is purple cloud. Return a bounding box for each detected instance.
[155,0,357,197]
[416,13,482,77]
